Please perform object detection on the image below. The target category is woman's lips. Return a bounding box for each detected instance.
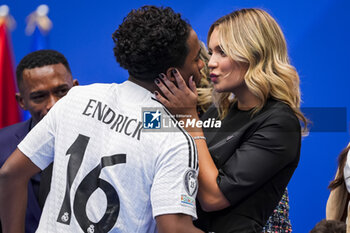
[210,74,218,83]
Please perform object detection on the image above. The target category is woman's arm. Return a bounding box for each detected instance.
[156,214,204,233]
[155,70,230,211]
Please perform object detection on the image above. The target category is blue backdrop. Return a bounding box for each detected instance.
[4,0,350,232]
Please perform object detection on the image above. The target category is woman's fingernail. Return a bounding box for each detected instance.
[159,74,165,79]
[155,79,160,84]
[154,91,159,96]
[172,69,177,74]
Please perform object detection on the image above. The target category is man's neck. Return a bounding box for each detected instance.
[128,76,157,93]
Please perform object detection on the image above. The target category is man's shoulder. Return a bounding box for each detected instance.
[0,119,31,164]
[70,83,117,93]
[64,83,119,101]
[0,119,31,140]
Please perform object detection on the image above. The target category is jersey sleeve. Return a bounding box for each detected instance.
[150,131,199,219]
[18,95,68,170]
[217,110,301,206]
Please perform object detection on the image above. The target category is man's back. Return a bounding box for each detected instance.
[0,6,204,232]
[18,81,198,232]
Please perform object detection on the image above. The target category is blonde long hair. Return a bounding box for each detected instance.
[197,41,213,114]
[208,8,308,130]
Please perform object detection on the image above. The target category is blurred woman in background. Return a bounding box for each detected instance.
[327,143,350,232]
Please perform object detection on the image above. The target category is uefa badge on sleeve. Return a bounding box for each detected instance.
[183,169,198,196]
[143,109,161,129]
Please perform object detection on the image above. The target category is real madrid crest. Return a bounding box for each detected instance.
[183,169,198,196]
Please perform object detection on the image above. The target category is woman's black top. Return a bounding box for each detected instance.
[194,99,301,233]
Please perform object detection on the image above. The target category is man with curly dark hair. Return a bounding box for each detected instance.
[113,5,204,88]
[0,6,204,233]
[0,49,78,233]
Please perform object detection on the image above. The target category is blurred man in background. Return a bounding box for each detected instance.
[0,49,78,233]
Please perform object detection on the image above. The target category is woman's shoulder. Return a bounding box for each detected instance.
[259,98,300,131]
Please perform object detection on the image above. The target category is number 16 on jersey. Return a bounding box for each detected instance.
[56,134,126,233]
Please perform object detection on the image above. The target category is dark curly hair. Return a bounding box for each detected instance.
[16,49,72,89]
[112,5,191,81]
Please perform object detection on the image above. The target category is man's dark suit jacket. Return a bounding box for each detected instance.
[0,119,41,233]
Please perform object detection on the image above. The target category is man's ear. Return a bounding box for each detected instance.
[165,67,176,82]
[72,79,79,86]
[15,92,26,110]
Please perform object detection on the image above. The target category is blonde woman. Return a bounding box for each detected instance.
[155,8,307,232]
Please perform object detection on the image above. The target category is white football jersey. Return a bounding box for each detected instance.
[18,81,198,233]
